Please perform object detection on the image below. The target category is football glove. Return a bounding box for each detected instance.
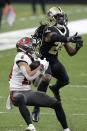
[37,58,49,74]
[76,39,83,51]
[69,32,82,43]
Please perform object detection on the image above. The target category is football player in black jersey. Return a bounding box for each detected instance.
[32,6,83,128]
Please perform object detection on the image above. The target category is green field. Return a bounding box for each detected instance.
[0,3,87,131]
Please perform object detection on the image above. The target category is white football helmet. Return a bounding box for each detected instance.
[46,7,68,29]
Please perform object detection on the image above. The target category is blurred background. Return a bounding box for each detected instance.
[0,1,87,131]
[0,0,87,33]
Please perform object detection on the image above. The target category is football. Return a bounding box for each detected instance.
[30,61,40,70]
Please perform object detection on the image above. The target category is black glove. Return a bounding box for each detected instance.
[76,39,83,51]
[69,32,82,43]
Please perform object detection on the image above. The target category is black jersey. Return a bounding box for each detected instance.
[40,25,69,63]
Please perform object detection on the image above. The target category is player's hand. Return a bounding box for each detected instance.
[69,32,82,43]
[76,39,83,51]
[42,58,49,73]
[38,58,49,74]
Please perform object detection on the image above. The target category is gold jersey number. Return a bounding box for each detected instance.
[48,42,63,55]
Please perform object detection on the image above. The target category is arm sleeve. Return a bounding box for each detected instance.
[43,26,68,43]
[50,33,67,42]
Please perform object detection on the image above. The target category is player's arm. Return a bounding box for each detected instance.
[64,42,77,56]
[44,32,77,56]
[64,33,83,56]
[18,62,43,81]
[44,30,83,45]
[43,26,69,43]
[44,32,69,43]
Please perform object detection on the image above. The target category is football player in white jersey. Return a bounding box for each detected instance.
[7,37,71,131]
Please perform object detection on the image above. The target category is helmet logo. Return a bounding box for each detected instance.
[18,38,31,46]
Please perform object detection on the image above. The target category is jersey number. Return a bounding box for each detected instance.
[48,42,63,55]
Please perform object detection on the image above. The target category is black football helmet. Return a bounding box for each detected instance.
[16,37,36,58]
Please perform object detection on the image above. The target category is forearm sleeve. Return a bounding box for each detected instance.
[20,66,41,81]
[50,34,68,43]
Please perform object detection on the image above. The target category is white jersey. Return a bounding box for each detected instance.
[9,52,32,91]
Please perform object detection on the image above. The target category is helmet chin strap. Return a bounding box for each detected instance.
[18,47,34,59]
[18,47,26,53]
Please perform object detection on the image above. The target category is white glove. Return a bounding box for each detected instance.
[38,58,49,74]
